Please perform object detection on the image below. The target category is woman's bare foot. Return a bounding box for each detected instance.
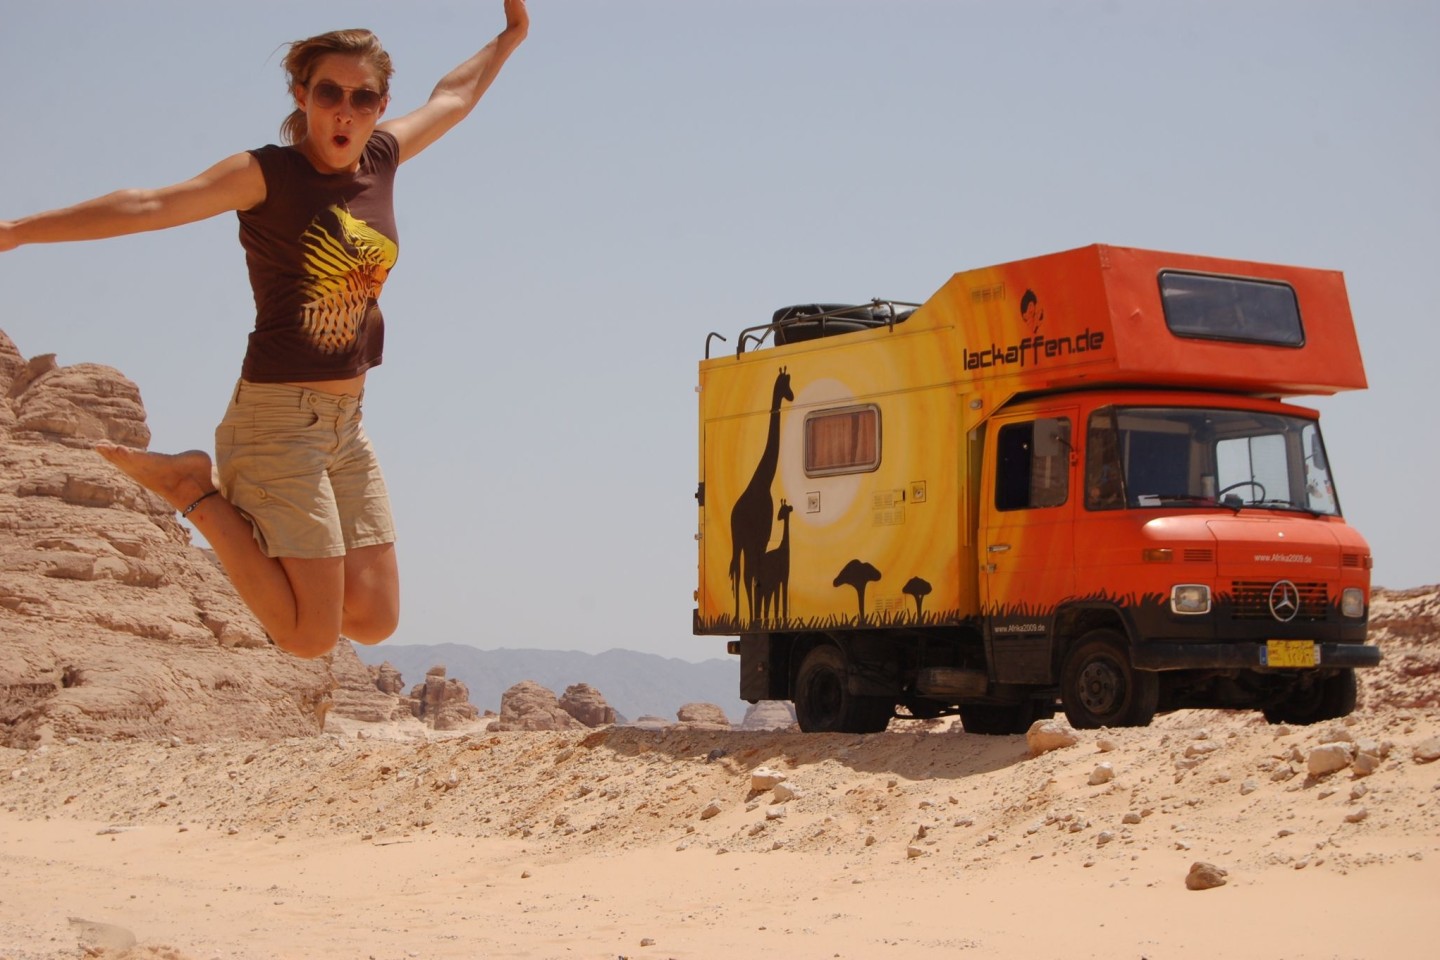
[94,443,216,512]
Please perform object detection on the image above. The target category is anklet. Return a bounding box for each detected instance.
[182,490,220,517]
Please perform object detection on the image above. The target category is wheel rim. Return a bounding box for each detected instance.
[1076,656,1124,718]
[802,669,844,728]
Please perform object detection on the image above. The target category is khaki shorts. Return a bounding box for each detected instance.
[215,380,396,560]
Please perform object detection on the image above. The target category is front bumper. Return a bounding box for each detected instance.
[1131,641,1381,672]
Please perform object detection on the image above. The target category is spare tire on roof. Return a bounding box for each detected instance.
[772,303,889,345]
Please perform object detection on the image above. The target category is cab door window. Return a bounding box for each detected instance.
[995,417,1071,511]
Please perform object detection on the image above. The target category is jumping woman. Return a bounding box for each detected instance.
[0,0,530,658]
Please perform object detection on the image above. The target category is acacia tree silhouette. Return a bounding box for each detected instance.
[833,559,882,624]
[902,576,932,619]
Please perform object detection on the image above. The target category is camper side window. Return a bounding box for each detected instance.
[995,418,1071,511]
[805,405,881,476]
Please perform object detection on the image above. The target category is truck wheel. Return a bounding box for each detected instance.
[958,701,1040,735]
[1060,631,1159,729]
[1262,669,1358,725]
[794,645,892,734]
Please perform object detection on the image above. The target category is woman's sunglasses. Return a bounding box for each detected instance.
[308,80,384,115]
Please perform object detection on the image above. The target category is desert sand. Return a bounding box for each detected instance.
[3,697,1437,960]
[3,330,1436,960]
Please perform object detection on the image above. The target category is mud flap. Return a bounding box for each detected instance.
[738,634,789,701]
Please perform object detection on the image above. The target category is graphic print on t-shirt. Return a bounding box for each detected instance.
[299,204,399,354]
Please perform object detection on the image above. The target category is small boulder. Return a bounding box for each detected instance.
[1027,719,1079,757]
[751,766,788,792]
[676,702,731,730]
[1307,742,1355,777]
[1185,862,1229,891]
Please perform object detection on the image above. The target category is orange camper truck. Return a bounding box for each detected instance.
[694,244,1379,733]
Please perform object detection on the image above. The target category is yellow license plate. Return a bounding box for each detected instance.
[1266,640,1317,668]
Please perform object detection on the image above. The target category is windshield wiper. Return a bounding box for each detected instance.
[1139,493,1214,506]
[1252,499,1325,515]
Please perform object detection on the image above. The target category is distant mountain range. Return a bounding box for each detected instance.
[351,643,749,724]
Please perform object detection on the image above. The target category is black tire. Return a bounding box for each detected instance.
[1262,669,1358,725]
[772,304,887,345]
[958,701,1041,735]
[794,645,892,734]
[1060,630,1159,729]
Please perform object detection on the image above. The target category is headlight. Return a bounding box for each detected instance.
[1171,584,1211,615]
[1341,587,1366,619]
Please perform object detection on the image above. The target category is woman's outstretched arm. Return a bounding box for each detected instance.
[380,0,530,164]
[0,152,265,253]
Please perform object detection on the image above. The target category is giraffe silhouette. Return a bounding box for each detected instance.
[729,366,793,623]
[756,499,795,623]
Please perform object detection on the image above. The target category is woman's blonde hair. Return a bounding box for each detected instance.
[279,29,395,145]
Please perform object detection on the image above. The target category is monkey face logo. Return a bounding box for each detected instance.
[1268,580,1300,623]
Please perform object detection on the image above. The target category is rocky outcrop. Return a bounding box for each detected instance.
[0,329,333,747]
[676,702,731,730]
[10,357,151,449]
[328,642,406,723]
[488,681,587,732]
[1366,586,1440,709]
[406,666,479,731]
[740,700,797,731]
[325,653,484,731]
[558,683,617,727]
[372,662,405,695]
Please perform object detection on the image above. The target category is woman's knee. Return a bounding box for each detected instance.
[344,613,398,646]
[271,627,342,659]
[342,545,399,644]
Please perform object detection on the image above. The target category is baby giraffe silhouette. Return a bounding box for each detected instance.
[756,499,794,623]
[728,367,793,622]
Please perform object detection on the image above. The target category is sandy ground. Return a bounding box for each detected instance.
[1,704,1437,960]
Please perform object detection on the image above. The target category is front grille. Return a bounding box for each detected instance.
[1183,549,1215,563]
[1229,580,1329,621]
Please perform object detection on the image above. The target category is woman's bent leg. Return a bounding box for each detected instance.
[95,443,348,658]
[341,542,400,644]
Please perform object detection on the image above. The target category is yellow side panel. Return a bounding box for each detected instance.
[697,328,976,634]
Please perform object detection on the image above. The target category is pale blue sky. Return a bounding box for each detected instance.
[3,1,1436,660]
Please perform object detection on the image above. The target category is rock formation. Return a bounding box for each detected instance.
[740,700,797,731]
[558,683,617,727]
[372,661,405,695]
[676,702,731,730]
[0,329,333,747]
[406,666,479,731]
[327,654,482,731]
[327,642,407,723]
[1365,585,1440,709]
[488,681,588,732]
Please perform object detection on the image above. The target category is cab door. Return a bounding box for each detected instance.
[979,408,1078,684]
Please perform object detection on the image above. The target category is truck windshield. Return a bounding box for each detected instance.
[1084,406,1340,516]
